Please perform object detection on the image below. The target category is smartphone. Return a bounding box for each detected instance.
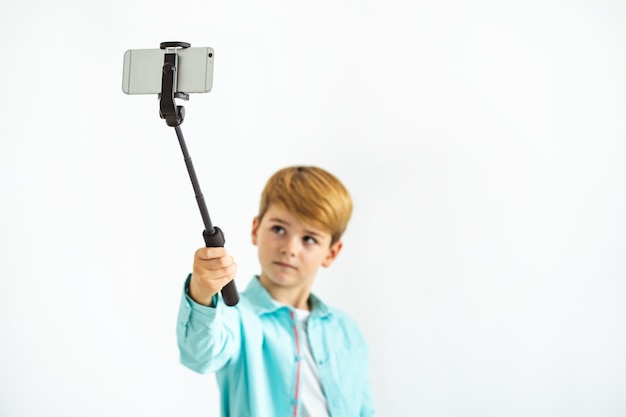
[122,47,214,95]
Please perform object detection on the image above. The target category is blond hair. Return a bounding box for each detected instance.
[258,166,353,244]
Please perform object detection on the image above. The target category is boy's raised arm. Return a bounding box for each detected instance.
[176,247,240,374]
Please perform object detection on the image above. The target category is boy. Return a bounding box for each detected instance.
[176,166,375,417]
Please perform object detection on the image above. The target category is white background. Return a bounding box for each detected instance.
[1,1,625,416]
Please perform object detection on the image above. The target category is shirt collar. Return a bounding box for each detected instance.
[243,275,331,318]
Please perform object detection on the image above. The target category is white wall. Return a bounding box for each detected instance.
[1,1,625,416]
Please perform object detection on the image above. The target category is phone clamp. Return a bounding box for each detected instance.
[158,42,190,127]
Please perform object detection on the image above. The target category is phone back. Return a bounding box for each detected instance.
[122,47,214,95]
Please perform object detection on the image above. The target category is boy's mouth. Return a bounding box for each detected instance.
[274,261,295,269]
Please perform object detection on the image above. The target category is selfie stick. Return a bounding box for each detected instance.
[158,41,239,306]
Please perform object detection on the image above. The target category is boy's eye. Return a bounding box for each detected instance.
[303,236,318,245]
[271,225,285,234]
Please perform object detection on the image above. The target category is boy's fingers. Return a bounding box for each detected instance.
[201,255,235,270]
[191,262,237,286]
[213,255,235,269]
[208,264,238,282]
[195,246,227,260]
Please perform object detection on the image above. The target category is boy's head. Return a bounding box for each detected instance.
[257,166,353,245]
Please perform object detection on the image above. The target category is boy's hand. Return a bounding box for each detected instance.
[189,247,237,306]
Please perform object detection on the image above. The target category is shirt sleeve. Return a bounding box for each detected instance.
[176,274,241,374]
[360,374,376,416]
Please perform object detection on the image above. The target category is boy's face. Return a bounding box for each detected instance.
[251,203,342,293]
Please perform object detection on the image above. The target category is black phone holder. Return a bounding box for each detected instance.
[158,41,239,306]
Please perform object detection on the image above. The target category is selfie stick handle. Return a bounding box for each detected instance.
[173,126,239,306]
[160,42,239,306]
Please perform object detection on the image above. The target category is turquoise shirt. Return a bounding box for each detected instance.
[177,276,375,417]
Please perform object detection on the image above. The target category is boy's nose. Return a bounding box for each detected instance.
[280,238,299,256]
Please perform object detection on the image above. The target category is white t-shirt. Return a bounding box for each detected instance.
[294,308,330,417]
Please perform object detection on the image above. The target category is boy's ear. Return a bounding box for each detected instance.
[322,240,343,268]
[251,216,260,246]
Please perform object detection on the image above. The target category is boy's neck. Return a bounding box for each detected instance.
[258,276,312,311]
